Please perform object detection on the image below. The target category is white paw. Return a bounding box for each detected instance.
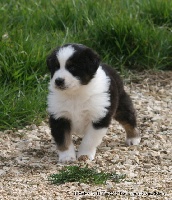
[126,137,141,146]
[59,154,76,163]
[58,143,76,163]
[77,148,96,161]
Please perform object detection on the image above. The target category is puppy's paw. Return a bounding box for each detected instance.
[59,155,76,163]
[77,148,96,161]
[126,137,141,146]
[58,147,76,163]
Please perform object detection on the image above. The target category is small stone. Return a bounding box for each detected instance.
[98,147,111,151]
[125,159,133,165]
[120,147,128,151]
[129,150,139,156]
[0,170,5,176]
[144,163,152,169]
[30,135,40,140]
[78,155,89,161]
[149,151,160,157]
[156,135,166,141]
[108,141,116,147]
[106,182,113,189]
[15,140,30,149]
[31,124,37,130]
[134,157,140,164]
[152,144,160,151]
[79,183,88,189]
[111,156,120,164]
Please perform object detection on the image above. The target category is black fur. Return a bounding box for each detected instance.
[93,63,137,129]
[66,49,100,84]
[49,116,71,150]
[47,50,60,78]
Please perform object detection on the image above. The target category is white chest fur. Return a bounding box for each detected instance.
[47,66,110,136]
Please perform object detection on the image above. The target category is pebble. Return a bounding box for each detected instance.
[149,151,160,157]
[15,140,31,149]
[151,144,160,151]
[98,147,111,151]
[143,164,153,168]
[31,124,37,130]
[106,182,113,189]
[0,170,5,176]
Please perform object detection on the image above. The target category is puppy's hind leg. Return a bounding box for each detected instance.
[114,92,141,146]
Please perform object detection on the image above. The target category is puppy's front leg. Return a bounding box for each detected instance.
[49,116,76,162]
[77,125,107,160]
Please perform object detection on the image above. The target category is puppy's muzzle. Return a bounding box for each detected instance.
[55,78,65,89]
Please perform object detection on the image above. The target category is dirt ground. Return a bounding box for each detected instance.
[0,71,172,200]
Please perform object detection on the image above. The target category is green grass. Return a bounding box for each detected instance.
[0,85,48,130]
[48,165,126,185]
[0,0,172,130]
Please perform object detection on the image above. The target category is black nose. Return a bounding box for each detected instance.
[55,78,65,87]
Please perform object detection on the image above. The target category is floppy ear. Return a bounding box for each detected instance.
[46,49,60,78]
[46,50,56,72]
[81,48,101,73]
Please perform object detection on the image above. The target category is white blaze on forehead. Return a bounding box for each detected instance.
[56,45,75,68]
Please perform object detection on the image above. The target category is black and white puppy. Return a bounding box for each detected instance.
[47,43,140,162]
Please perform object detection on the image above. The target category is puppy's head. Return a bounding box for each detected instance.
[47,44,100,91]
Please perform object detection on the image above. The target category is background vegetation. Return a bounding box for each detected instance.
[0,0,172,130]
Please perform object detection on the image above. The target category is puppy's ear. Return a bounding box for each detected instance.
[46,50,56,72]
[82,48,101,72]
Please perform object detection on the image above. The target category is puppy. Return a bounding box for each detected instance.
[47,43,140,162]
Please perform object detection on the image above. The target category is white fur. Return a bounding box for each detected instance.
[50,68,81,91]
[58,142,76,162]
[48,66,110,137]
[77,126,107,160]
[126,137,141,146]
[56,45,75,68]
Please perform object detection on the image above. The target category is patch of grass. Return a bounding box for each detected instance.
[48,165,126,185]
[0,84,48,130]
[140,0,172,27]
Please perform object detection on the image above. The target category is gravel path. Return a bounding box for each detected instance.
[0,71,172,200]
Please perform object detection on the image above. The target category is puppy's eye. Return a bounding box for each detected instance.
[68,66,76,71]
[55,61,60,70]
[56,64,60,69]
